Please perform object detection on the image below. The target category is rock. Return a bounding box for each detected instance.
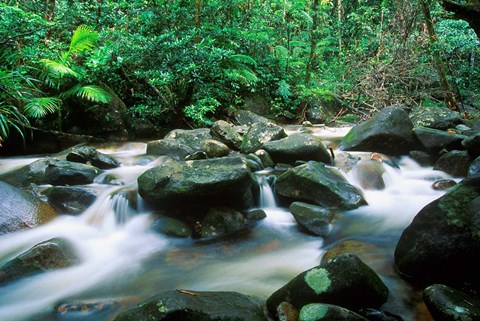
[275,161,366,210]
[340,105,416,155]
[245,209,267,222]
[462,132,480,158]
[333,152,361,173]
[185,151,208,161]
[433,150,472,177]
[54,300,121,321]
[66,146,120,169]
[255,149,275,168]
[45,160,103,185]
[423,284,480,321]
[133,118,157,138]
[200,207,245,239]
[289,202,333,237]
[263,133,331,165]
[410,106,462,130]
[240,122,287,153]
[266,254,388,315]
[321,241,380,266]
[306,104,325,124]
[246,153,265,171]
[394,175,480,287]
[469,156,480,177]
[0,181,56,235]
[150,216,193,238]
[277,302,299,321]
[137,157,254,211]
[163,128,213,151]
[431,179,457,191]
[413,127,466,155]
[113,290,267,321]
[210,120,244,150]
[299,303,369,321]
[44,186,98,215]
[146,139,194,159]
[0,157,52,188]
[201,139,230,158]
[0,238,80,285]
[409,150,433,167]
[234,110,271,126]
[350,160,386,190]
[356,308,403,321]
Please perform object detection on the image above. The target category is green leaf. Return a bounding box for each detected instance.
[40,58,78,79]
[63,84,112,103]
[68,25,99,56]
[228,54,257,66]
[24,97,62,118]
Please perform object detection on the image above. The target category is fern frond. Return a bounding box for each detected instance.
[40,58,78,79]
[24,97,62,118]
[274,45,289,58]
[228,54,257,66]
[224,68,258,86]
[68,25,99,56]
[63,84,112,103]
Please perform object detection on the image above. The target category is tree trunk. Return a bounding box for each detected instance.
[420,0,459,111]
[305,0,320,85]
[195,0,202,43]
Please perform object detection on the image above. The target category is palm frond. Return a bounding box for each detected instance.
[224,68,258,86]
[228,54,257,66]
[63,84,112,103]
[24,97,62,118]
[40,58,78,80]
[68,25,99,56]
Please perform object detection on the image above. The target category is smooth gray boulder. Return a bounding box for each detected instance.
[433,150,472,177]
[201,139,230,158]
[240,122,287,153]
[163,128,212,150]
[210,120,244,150]
[289,202,333,237]
[0,158,51,188]
[410,106,462,130]
[45,160,103,185]
[200,207,246,239]
[146,139,194,159]
[414,126,466,154]
[66,146,120,169]
[44,186,98,215]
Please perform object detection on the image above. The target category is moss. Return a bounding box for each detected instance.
[156,301,168,314]
[299,304,328,321]
[438,184,478,227]
[304,268,331,295]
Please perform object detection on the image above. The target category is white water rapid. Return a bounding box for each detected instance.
[0,130,455,321]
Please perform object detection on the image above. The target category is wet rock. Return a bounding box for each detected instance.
[275,161,366,210]
[210,120,244,150]
[255,149,275,168]
[44,186,98,215]
[289,202,333,237]
[357,308,403,321]
[200,207,245,239]
[394,175,480,288]
[146,139,194,159]
[113,290,267,321]
[333,152,361,173]
[306,104,325,124]
[277,302,299,321]
[431,179,457,191]
[423,284,480,321]
[0,238,80,285]
[151,216,193,238]
[469,156,480,177]
[263,133,331,165]
[66,146,120,169]
[0,157,52,188]
[201,139,230,158]
[414,126,466,155]
[410,106,462,130]
[340,105,416,155]
[299,303,369,321]
[246,153,265,171]
[462,132,480,158]
[54,300,121,321]
[184,151,208,161]
[0,181,56,235]
[409,150,433,167]
[351,160,386,190]
[321,241,380,265]
[240,122,287,153]
[163,128,212,151]
[45,160,103,185]
[137,157,254,211]
[245,209,267,222]
[266,254,389,315]
[433,150,472,177]
[234,110,271,126]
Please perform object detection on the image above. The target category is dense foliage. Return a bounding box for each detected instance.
[0,0,479,143]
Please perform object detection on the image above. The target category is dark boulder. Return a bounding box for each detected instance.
[151,216,193,238]
[462,132,480,158]
[146,139,194,159]
[409,106,462,130]
[394,175,480,288]
[413,126,466,155]
[424,284,480,321]
[266,254,388,315]
[201,139,230,158]
[469,156,480,177]
[240,122,287,153]
[137,157,254,212]
[113,290,267,321]
[409,150,434,167]
[44,186,98,215]
[299,303,369,321]
[350,160,386,190]
[66,146,120,169]
[0,238,80,285]
[289,202,334,237]
[0,157,52,188]
[433,150,472,177]
[275,161,366,210]
[210,120,244,150]
[200,207,246,239]
[340,106,416,155]
[234,110,271,126]
[45,160,103,185]
[0,181,56,235]
[263,133,331,165]
[163,128,212,151]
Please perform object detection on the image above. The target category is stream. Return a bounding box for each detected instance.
[0,126,455,321]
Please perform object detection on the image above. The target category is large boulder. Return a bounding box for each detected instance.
[200,207,246,239]
[299,303,369,321]
[210,120,244,150]
[201,139,230,158]
[423,284,480,321]
[0,238,80,285]
[146,139,194,159]
[0,181,56,235]
[44,186,98,215]
[163,128,212,151]
[462,132,480,158]
[413,127,466,155]
[433,150,472,177]
[263,133,331,165]
[234,110,271,126]
[266,254,389,315]
[350,160,386,190]
[394,175,480,288]
[66,146,120,169]
[409,106,463,130]
[340,106,416,155]
[240,122,287,153]
[289,202,334,237]
[0,158,52,188]
[113,290,267,321]
[45,160,103,185]
[137,157,254,211]
[275,161,366,210]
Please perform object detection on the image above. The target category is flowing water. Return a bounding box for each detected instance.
[0,126,456,321]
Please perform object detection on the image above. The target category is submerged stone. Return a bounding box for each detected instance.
[424,284,480,321]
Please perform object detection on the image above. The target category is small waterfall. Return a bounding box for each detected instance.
[257,175,277,208]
